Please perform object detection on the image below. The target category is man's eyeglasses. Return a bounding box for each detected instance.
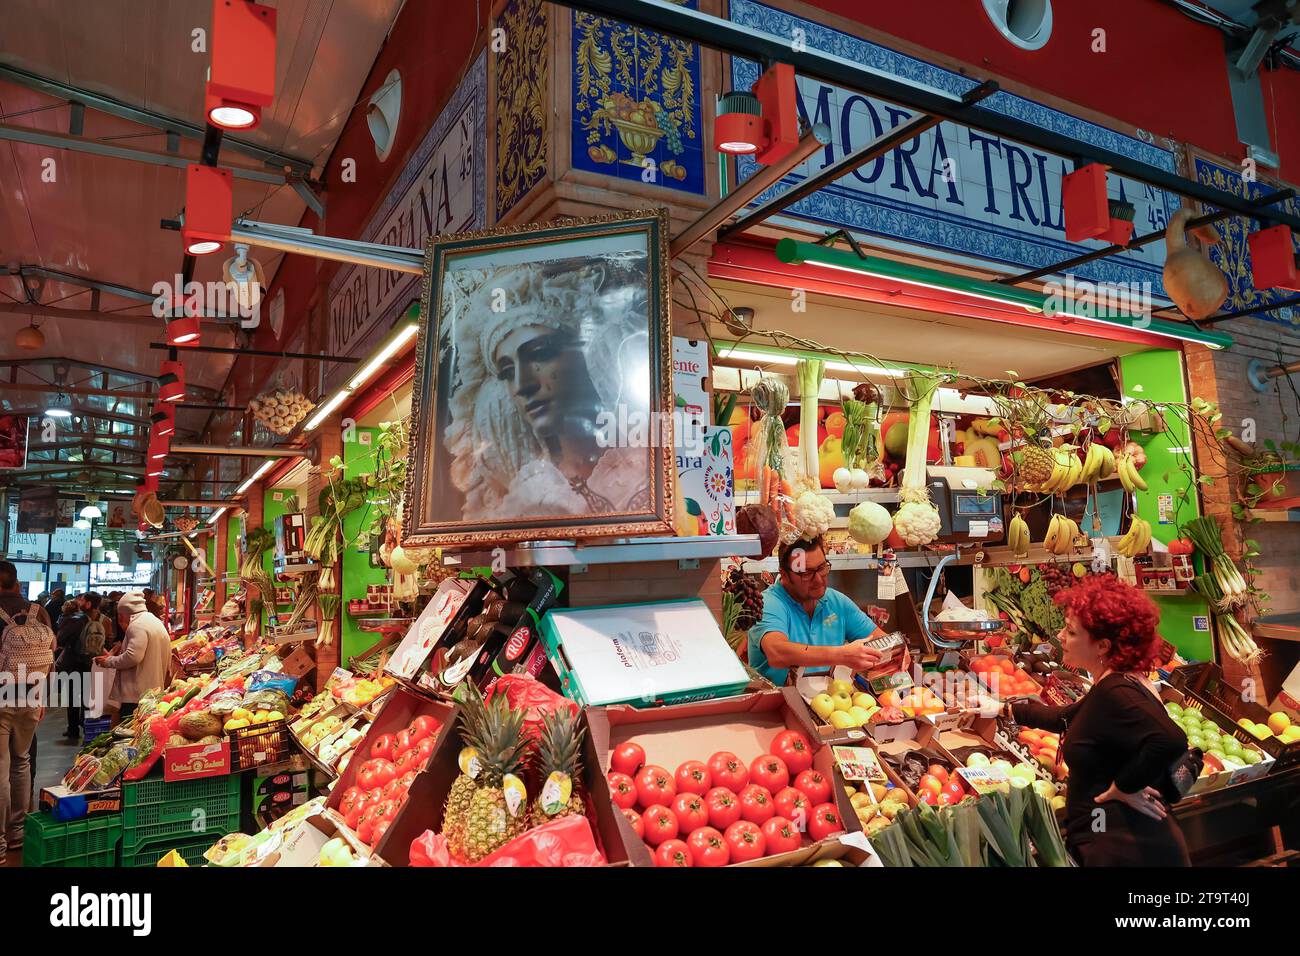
[788,561,831,581]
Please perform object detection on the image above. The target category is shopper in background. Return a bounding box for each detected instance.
[43,588,65,631]
[1001,575,1191,867]
[94,591,168,725]
[748,536,906,685]
[99,599,120,655]
[0,561,56,866]
[54,599,85,742]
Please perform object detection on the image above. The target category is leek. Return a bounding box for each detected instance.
[795,359,825,491]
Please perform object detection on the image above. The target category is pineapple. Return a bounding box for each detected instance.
[1017,444,1054,486]
[462,692,530,862]
[442,686,486,857]
[529,707,586,828]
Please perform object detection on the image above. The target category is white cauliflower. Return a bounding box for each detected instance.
[893,500,941,547]
[848,501,892,545]
[792,491,835,539]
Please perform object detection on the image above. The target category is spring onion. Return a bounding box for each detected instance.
[1182,516,1249,608]
[795,359,825,492]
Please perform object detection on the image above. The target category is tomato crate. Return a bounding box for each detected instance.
[22,811,121,867]
[122,835,214,868]
[121,773,242,850]
[227,720,291,771]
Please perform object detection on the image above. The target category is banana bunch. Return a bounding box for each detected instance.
[1038,446,1083,495]
[1080,442,1117,483]
[1115,453,1148,493]
[1043,514,1082,555]
[1115,517,1152,556]
[1007,513,1031,556]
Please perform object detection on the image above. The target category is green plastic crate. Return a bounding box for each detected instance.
[122,773,242,850]
[22,812,120,867]
[121,835,214,868]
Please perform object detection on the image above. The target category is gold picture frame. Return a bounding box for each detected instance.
[401,208,676,549]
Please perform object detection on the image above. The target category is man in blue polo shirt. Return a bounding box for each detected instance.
[749,535,900,685]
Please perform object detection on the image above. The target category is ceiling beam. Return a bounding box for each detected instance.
[1,405,151,427]
[0,122,288,185]
[0,382,155,400]
[1,265,157,304]
[27,440,146,457]
[0,62,315,176]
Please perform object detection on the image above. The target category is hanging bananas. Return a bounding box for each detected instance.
[1042,513,1082,556]
[1007,513,1031,556]
[1114,516,1153,556]
[1079,442,1116,484]
[1115,452,1148,493]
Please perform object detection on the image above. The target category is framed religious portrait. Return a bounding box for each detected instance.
[402,208,676,548]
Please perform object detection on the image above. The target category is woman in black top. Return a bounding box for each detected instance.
[1002,575,1190,866]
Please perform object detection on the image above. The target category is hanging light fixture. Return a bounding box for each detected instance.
[714,91,763,155]
[148,429,170,462]
[712,64,800,164]
[90,536,103,548]
[79,501,102,520]
[151,406,175,438]
[15,321,44,350]
[166,312,202,346]
[222,243,266,318]
[44,393,73,418]
[205,0,277,131]
[158,360,186,403]
[182,164,233,256]
[74,518,91,530]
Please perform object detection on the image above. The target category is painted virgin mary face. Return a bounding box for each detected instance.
[493,325,602,440]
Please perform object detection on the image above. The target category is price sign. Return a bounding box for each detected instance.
[832,746,886,783]
[956,765,1010,795]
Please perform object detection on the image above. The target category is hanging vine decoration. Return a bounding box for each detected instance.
[669,258,1295,617]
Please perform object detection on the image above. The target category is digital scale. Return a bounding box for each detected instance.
[926,466,1004,544]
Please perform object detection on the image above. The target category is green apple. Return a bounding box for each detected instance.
[1008,775,1031,789]
[1032,779,1057,799]
[828,679,855,698]
[1186,735,1206,751]
[810,693,836,721]
[966,752,990,769]
[829,710,858,729]
[812,859,846,867]
[852,692,877,711]
[1208,749,1226,763]
[832,692,854,712]
[848,706,872,726]
[992,759,1013,773]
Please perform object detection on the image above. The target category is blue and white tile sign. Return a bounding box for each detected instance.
[729,0,1179,296]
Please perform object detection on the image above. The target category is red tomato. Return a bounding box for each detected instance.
[723,820,767,863]
[773,787,810,829]
[369,733,396,762]
[414,736,436,767]
[393,749,420,776]
[356,805,381,845]
[707,752,749,792]
[771,730,814,775]
[340,786,366,828]
[654,839,693,867]
[942,778,966,802]
[926,764,950,786]
[704,787,742,831]
[671,793,709,833]
[607,771,638,810]
[749,754,790,793]
[394,729,414,757]
[635,765,676,809]
[376,798,399,823]
[370,818,391,848]
[610,742,646,777]
[381,778,404,801]
[361,788,385,812]
[623,808,643,840]
[358,759,396,791]
[641,804,679,846]
[408,714,439,743]
[686,826,730,867]
[675,760,712,795]
[793,769,831,806]
[738,784,776,825]
[398,771,418,792]
[938,790,959,806]
[807,803,844,842]
[762,816,801,854]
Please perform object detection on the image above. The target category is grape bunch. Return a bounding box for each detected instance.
[724,566,766,630]
[655,109,684,154]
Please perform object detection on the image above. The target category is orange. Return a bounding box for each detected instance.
[999,659,1016,675]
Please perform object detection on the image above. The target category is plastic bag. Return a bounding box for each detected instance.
[409,815,605,868]
[486,674,577,752]
[247,670,297,696]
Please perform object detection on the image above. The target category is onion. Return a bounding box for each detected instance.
[833,467,853,493]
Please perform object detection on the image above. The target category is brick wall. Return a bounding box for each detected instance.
[1190,319,1300,615]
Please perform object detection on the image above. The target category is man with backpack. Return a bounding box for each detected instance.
[0,560,55,866]
[56,591,105,743]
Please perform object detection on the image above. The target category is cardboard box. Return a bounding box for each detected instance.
[587,688,858,866]
[386,577,477,681]
[40,784,121,821]
[1171,662,1299,770]
[373,707,630,867]
[256,806,377,868]
[541,599,750,707]
[162,740,232,782]
[794,667,875,745]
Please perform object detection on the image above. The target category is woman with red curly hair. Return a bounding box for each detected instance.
[1000,575,1191,866]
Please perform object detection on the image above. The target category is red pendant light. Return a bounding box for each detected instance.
[1248,225,1300,291]
[205,0,277,131]
[166,313,202,346]
[148,427,171,462]
[714,91,764,155]
[151,406,175,438]
[183,164,233,256]
[159,360,186,403]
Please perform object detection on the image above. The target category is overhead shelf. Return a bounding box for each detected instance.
[440,534,763,569]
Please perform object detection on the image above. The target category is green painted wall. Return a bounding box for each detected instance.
[226,517,240,596]
[1119,349,1212,661]
[341,427,386,665]
[262,486,302,628]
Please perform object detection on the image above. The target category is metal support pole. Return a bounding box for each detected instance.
[148,342,359,363]
[670,124,833,258]
[230,220,425,274]
[168,444,315,462]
